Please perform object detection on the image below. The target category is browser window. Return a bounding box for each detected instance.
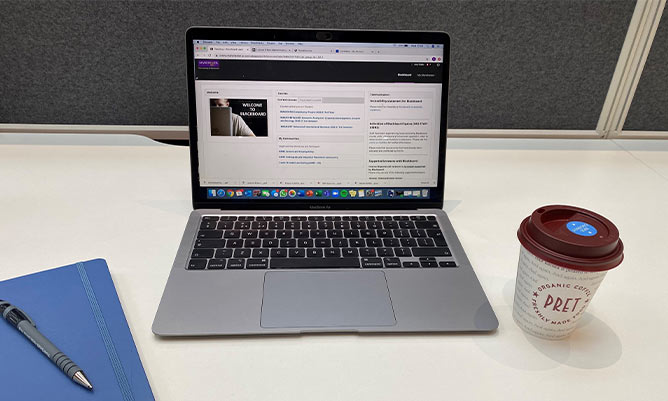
[193,39,444,200]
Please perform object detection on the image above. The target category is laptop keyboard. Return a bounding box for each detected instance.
[187,215,458,270]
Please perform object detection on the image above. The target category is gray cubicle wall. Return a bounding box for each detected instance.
[0,0,635,130]
[623,10,668,132]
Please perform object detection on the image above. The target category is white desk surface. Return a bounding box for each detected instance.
[1,133,667,401]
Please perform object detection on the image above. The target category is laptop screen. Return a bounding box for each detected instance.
[192,38,445,201]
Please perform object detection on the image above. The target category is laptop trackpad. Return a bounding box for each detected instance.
[261,271,396,328]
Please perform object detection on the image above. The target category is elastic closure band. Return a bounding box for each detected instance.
[77,263,134,401]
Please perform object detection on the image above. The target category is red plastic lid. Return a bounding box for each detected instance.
[517,205,624,272]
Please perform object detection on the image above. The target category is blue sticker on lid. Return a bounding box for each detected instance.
[566,221,597,237]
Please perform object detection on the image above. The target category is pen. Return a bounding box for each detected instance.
[0,299,93,390]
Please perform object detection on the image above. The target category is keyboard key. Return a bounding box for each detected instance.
[263,239,279,247]
[308,216,324,221]
[217,221,234,229]
[358,216,375,221]
[223,230,241,239]
[417,238,435,247]
[200,221,217,229]
[307,248,323,257]
[227,259,245,269]
[324,248,340,257]
[361,230,375,238]
[310,229,327,238]
[361,258,383,268]
[344,229,360,238]
[383,258,401,268]
[314,238,331,247]
[187,259,207,270]
[412,248,452,257]
[367,221,382,229]
[195,239,225,248]
[285,222,299,230]
[377,248,394,257]
[242,230,257,239]
[377,229,392,237]
[289,248,306,258]
[256,216,273,221]
[191,249,214,258]
[238,216,255,221]
[259,230,275,238]
[246,259,269,269]
[409,229,426,238]
[332,238,348,247]
[234,221,251,229]
[394,216,409,220]
[318,221,334,229]
[334,221,350,229]
[291,216,307,221]
[294,230,310,238]
[298,238,314,247]
[415,221,440,229]
[276,230,291,238]
[350,221,365,229]
[271,258,360,269]
[215,249,233,258]
[394,247,412,257]
[207,259,226,269]
[273,216,290,221]
[366,238,382,247]
[302,221,317,229]
[226,239,244,248]
[219,216,236,221]
[377,216,393,221]
[393,229,410,238]
[327,229,343,238]
[269,221,284,229]
[382,221,399,229]
[252,248,270,257]
[349,238,365,247]
[403,261,420,268]
[439,261,458,268]
[421,261,438,267]
[233,248,251,258]
[359,248,376,257]
[270,248,288,258]
[280,239,296,247]
[202,216,220,221]
[341,248,359,258]
[251,221,268,229]
[198,230,223,239]
[410,216,426,220]
[383,238,400,247]
[400,238,417,247]
[427,216,437,221]
[399,221,415,229]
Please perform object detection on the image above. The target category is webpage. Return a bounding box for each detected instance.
[193,40,444,199]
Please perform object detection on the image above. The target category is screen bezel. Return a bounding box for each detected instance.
[186,27,450,210]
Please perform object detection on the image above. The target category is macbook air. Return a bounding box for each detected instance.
[152,27,498,335]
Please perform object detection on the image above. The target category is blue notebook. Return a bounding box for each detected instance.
[0,259,154,401]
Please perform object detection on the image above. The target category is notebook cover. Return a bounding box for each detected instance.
[0,259,154,401]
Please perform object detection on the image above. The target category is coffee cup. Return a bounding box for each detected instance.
[513,205,624,340]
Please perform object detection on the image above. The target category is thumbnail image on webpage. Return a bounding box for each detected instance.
[210,98,268,137]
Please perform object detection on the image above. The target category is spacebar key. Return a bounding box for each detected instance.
[270,258,360,269]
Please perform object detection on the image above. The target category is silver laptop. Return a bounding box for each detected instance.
[152,27,498,335]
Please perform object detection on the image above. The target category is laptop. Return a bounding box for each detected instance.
[152,27,498,335]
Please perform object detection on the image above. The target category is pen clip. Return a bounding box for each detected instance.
[1,303,36,327]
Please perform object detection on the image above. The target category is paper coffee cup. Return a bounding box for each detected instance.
[512,205,623,340]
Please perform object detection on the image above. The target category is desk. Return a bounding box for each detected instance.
[1,133,667,400]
